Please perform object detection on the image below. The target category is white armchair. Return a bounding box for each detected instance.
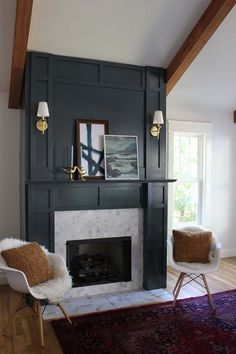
[0,238,72,347]
[167,225,221,310]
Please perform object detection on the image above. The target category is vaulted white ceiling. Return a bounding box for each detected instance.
[168,5,236,112]
[28,0,211,67]
[1,0,236,113]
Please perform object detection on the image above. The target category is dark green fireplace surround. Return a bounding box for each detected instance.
[22,52,174,290]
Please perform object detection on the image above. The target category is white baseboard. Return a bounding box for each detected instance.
[220,248,236,258]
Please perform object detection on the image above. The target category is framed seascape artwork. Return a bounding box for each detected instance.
[104,135,139,180]
[76,119,109,179]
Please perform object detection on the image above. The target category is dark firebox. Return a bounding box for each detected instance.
[66,237,131,287]
[70,253,120,286]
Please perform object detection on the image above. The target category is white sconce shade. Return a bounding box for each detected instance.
[153,110,164,125]
[150,110,164,139]
[37,101,50,117]
[36,102,49,134]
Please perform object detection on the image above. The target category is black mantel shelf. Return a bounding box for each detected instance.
[25,179,176,184]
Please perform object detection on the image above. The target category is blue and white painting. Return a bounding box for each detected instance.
[80,122,106,177]
[104,135,139,180]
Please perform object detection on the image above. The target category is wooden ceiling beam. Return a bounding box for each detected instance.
[166,0,236,95]
[8,0,33,109]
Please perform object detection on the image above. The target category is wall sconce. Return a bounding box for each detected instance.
[150,110,164,139]
[36,101,49,134]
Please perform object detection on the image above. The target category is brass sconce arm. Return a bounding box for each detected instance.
[150,110,164,140]
[150,124,162,139]
[36,116,48,134]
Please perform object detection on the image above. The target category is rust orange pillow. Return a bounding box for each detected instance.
[1,242,53,286]
[173,230,212,263]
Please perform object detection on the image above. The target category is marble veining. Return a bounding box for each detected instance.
[43,288,173,320]
[55,209,143,297]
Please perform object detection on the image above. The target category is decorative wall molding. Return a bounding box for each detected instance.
[168,120,212,133]
[22,52,169,290]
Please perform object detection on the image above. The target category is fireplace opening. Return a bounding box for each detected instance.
[66,237,131,287]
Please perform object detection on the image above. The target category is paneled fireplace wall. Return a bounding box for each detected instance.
[21,52,172,290]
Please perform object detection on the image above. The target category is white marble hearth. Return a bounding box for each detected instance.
[55,208,143,297]
[43,288,173,321]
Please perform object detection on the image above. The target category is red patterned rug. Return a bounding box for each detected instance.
[52,290,236,354]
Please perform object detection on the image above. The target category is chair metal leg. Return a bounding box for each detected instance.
[173,273,183,296]
[36,300,44,347]
[57,303,72,325]
[173,272,185,307]
[201,274,215,310]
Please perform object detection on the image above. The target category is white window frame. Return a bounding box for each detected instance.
[168,120,212,233]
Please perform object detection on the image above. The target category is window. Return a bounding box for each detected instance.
[168,121,211,230]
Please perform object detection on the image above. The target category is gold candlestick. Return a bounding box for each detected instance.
[63,166,77,181]
[77,166,86,181]
[63,166,86,181]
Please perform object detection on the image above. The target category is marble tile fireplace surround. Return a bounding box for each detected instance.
[55,209,143,297]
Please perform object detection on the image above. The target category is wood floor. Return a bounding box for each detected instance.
[0,257,236,354]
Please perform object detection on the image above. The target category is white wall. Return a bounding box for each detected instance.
[167,100,236,257]
[0,92,20,238]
